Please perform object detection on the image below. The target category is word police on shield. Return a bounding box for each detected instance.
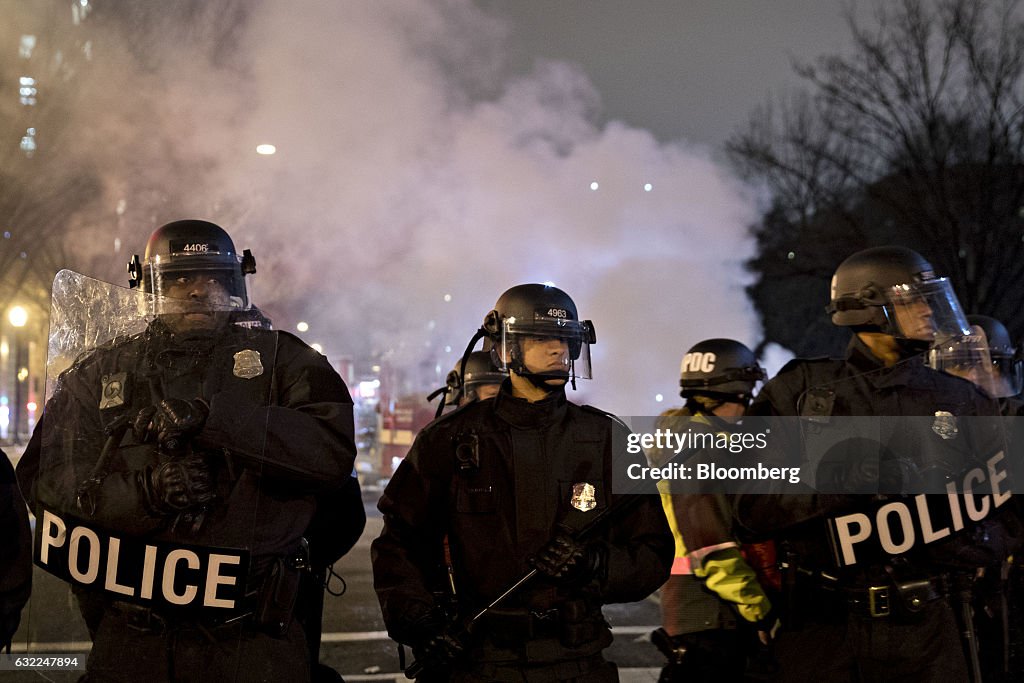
[35,505,250,611]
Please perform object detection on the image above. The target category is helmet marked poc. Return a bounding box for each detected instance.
[679,339,765,404]
[681,352,716,374]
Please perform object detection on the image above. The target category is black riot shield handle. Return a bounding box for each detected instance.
[403,492,645,679]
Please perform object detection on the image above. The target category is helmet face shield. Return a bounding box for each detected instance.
[928,328,1003,396]
[463,367,507,401]
[929,326,1024,398]
[139,259,249,334]
[463,375,505,402]
[886,278,969,343]
[145,261,249,309]
[990,353,1024,397]
[497,316,594,380]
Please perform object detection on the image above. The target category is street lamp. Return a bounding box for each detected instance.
[8,306,27,328]
[8,306,27,444]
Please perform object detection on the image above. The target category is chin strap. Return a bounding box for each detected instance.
[515,363,575,392]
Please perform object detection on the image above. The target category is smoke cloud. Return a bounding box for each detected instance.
[8,0,765,417]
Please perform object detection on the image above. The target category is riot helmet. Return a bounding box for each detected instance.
[129,220,255,305]
[127,220,256,335]
[827,246,969,343]
[446,351,507,405]
[967,315,1017,361]
[483,284,596,387]
[969,315,1023,397]
[679,338,766,404]
[929,315,1023,398]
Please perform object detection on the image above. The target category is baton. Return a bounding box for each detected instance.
[404,492,645,678]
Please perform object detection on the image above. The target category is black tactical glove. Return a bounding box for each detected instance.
[134,398,210,453]
[753,608,782,645]
[142,456,216,515]
[529,530,603,583]
[407,610,466,674]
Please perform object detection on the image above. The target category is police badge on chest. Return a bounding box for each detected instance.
[233,349,263,379]
[99,372,130,410]
[571,483,597,512]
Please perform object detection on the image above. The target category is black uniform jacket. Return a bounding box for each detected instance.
[17,321,356,561]
[733,335,1021,572]
[372,383,673,642]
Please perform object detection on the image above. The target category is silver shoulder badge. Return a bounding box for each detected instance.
[932,411,958,440]
[233,349,264,379]
[571,482,597,512]
[99,372,127,410]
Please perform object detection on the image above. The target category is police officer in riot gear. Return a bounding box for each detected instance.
[733,246,1022,682]
[372,283,673,681]
[932,313,1024,681]
[652,339,777,682]
[450,351,506,405]
[678,338,766,414]
[966,315,1024,412]
[430,350,508,415]
[17,219,356,682]
[225,300,364,683]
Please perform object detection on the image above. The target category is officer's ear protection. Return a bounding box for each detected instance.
[127,254,142,289]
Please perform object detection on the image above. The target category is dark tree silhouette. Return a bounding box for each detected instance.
[730,0,1024,357]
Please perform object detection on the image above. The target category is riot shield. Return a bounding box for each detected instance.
[13,269,294,681]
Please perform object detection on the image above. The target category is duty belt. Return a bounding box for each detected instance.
[109,600,256,636]
[480,607,562,639]
[843,575,947,618]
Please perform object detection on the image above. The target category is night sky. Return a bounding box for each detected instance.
[481,0,857,148]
